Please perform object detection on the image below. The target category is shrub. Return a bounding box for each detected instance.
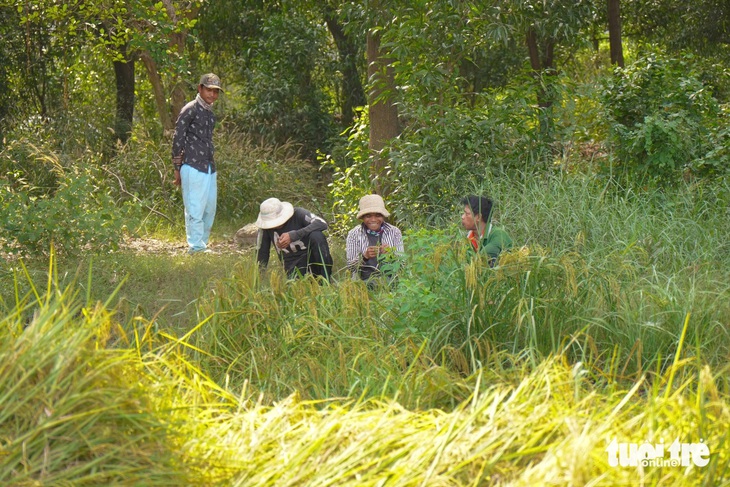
[0,140,123,257]
[229,12,339,160]
[0,135,61,199]
[601,52,727,183]
[321,110,373,236]
[0,167,122,257]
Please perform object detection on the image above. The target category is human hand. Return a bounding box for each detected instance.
[363,245,380,260]
[277,232,292,249]
[172,156,182,186]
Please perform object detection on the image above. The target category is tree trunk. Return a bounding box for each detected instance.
[367,29,399,196]
[324,10,366,128]
[608,0,625,67]
[169,32,187,122]
[526,28,556,108]
[112,43,135,146]
[140,51,173,134]
[526,28,556,138]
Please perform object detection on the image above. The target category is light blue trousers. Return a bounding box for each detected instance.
[180,164,217,252]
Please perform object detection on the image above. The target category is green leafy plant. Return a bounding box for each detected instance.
[0,143,123,257]
[0,169,122,257]
[601,52,726,184]
[322,109,372,236]
[230,11,339,160]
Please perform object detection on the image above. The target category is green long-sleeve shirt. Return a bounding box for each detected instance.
[468,225,512,266]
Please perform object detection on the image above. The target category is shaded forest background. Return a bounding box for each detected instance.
[1,0,729,256]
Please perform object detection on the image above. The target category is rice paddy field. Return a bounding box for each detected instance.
[2,176,730,486]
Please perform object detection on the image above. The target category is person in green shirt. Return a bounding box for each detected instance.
[461,195,512,266]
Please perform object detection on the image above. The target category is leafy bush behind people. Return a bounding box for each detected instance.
[601,52,730,183]
[325,72,607,230]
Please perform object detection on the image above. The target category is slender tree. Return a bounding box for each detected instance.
[112,43,135,145]
[367,27,399,196]
[608,0,624,67]
[493,0,596,136]
[323,5,366,128]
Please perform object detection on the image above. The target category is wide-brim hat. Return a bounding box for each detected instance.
[199,73,224,92]
[256,198,294,229]
[357,194,390,219]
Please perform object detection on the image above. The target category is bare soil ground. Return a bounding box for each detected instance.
[120,236,246,256]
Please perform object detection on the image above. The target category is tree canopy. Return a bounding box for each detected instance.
[0,0,728,213]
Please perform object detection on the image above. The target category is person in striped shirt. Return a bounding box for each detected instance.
[346,194,404,282]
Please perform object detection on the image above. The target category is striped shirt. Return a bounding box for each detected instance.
[345,222,404,278]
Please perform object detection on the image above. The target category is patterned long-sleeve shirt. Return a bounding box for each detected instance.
[171,97,216,173]
[346,222,404,279]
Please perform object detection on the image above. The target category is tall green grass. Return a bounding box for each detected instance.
[380,175,730,377]
[2,268,728,485]
[165,175,730,409]
[0,261,188,484]
[2,173,729,484]
[191,261,470,409]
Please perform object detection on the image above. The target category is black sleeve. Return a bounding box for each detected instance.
[290,208,328,241]
[257,229,272,267]
[171,103,195,159]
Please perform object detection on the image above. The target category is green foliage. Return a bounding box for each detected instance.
[229,10,339,160]
[385,98,546,225]
[106,126,325,228]
[385,228,466,336]
[692,105,730,176]
[0,43,117,157]
[602,53,729,183]
[0,169,122,258]
[0,139,123,257]
[0,137,60,198]
[322,109,372,236]
[215,128,327,220]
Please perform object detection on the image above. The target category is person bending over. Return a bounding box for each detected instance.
[256,197,333,281]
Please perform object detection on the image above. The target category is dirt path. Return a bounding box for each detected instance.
[120,236,247,256]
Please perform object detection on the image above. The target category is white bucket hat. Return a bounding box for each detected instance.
[357,194,390,219]
[256,198,294,229]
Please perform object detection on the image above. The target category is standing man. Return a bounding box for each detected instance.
[256,198,333,281]
[172,73,224,255]
[461,195,512,266]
